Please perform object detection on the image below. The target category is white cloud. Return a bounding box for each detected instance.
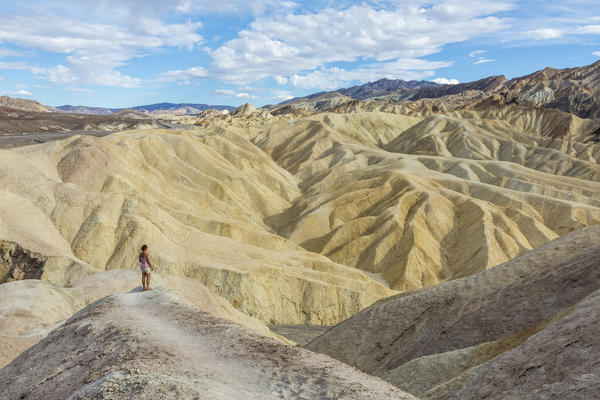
[65,86,93,93]
[524,28,563,39]
[214,89,236,96]
[432,78,459,84]
[0,61,29,70]
[468,50,487,58]
[474,58,495,64]
[235,92,258,99]
[0,47,27,57]
[157,67,208,82]
[274,76,288,85]
[577,25,600,34]
[0,11,203,87]
[213,89,258,99]
[209,2,512,84]
[593,51,600,57]
[271,89,294,101]
[4,89,33,97]
[287,58,453,89]
[468,49,495,64]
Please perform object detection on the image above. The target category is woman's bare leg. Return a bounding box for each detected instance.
[142,272,147,290]
[146,273,151,290]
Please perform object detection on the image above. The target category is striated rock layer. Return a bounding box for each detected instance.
[3,100,600,321]
[0,128,393,325]
[306,225,600,399]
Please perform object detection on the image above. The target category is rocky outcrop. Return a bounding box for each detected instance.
[0,240,46,283]
[503,60,600,118]
[231,102,257,116]
[0,287,416,400]
[306,225,600,398]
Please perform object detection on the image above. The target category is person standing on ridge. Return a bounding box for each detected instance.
[139,244,153,291]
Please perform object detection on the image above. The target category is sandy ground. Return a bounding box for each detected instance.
[0,288,415,400]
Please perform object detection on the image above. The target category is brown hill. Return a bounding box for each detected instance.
[495,60,600,119]
[0,96,52,113]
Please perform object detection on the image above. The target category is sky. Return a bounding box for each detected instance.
[0,0,599,108]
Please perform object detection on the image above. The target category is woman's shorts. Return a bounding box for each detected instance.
[140,267,151,274]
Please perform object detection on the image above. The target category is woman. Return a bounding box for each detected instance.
[139,244,153,291]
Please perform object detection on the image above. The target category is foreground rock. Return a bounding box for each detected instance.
[0,270,280,368]
[306,225,600,399]
[0,289,415,400]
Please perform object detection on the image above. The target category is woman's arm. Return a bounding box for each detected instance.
[146,254,153,269]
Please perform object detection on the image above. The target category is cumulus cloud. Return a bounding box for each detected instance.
[157,67,208,82]
[577,25,600,34]
[0,47,27,57]
[271,89,294,101]
[0,61,29,70]
[4,89,33,97]
[287,58,453,89]
[432,78,459,84]
[209,2,512,85]
[274,76,288,85]
[213,89,258,99]
[172,0,297,15]
[524,28,563,39]
[0,9,203,87]
[593,51,600,57]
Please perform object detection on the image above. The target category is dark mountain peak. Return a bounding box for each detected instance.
[338,78,440,99]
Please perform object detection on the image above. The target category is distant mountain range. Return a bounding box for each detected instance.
[282,75,507,104]
[56,103,235,116]
[3,59,600,120]
[279,60,600,119]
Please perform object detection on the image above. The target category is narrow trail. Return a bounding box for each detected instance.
[105,289,413,399]
[0,285,415,399]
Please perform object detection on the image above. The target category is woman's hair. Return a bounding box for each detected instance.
[141,244,148,251]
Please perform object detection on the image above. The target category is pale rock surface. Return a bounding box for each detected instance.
[0,129,393,324]
[0,288,415,400]
[237,111,600,290]
[231,102,257,116]
[0,269,284,368]
[4,103,600,320]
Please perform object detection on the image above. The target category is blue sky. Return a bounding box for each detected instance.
[0,0,599,108]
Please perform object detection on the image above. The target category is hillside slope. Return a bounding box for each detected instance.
[0,128,393,324]
[0,288,415,400]
[306,225,600,399]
